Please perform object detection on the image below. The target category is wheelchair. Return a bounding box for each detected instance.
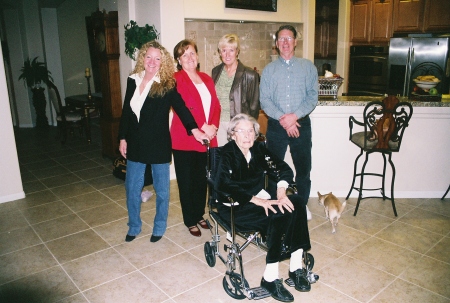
[203,137,318,300]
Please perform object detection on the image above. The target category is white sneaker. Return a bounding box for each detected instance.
[306,205,312,221]
[141,190,153,202]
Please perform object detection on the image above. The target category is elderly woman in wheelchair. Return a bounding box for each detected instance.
[204,113,317,302]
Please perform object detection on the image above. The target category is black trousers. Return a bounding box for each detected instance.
[218,194,311,264]
[173,150,207,227]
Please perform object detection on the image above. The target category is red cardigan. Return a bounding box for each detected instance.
[171,69,221,151]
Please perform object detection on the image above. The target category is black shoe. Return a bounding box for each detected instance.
[260,278,294,302]
[150,235,162,242]
[125,234,135,242]
[289,269,311,292]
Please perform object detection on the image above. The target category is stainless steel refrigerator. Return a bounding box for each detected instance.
[387,37,450,99]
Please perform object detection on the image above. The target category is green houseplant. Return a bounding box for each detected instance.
[124,20,159,60]
[18,57,54,127]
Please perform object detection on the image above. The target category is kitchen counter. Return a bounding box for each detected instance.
[318,96,450,107]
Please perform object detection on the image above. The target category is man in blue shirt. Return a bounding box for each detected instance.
[260,25,318,216]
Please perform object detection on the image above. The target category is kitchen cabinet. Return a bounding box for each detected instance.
[393,0,450,33]
[350,0,392,44]
[315,0,338,59]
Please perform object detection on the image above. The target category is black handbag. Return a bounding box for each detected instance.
[112,156,153,186]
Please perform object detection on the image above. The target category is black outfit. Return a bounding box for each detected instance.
[211,60,260,120]
[214,140,311,264]
[118,77,197,164]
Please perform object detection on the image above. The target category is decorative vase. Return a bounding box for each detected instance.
[31,87,49,128]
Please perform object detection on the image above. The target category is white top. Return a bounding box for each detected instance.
[194,82,211,121]
[129,73,160,122]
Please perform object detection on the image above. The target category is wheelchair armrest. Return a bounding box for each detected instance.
[348,116,363,140]
[286,183,298,196]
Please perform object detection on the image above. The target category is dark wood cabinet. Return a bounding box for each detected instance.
[88,10,122,159]
[393,0,450,33]
[315,0,339,59]
[350,0,392,44]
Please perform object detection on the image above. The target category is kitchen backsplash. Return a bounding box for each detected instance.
[185,20,303,76]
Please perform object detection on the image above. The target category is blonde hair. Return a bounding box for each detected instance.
[131,40,176,97]
[217,34,240,54]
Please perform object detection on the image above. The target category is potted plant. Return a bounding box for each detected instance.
[124,20,159,60]
[18,57,53,127]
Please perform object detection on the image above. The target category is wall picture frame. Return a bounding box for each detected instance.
[225,0,277,12]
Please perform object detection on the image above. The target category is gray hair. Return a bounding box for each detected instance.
[227,113,260,141]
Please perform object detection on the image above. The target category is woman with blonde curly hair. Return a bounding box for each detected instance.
[118,40,208,243]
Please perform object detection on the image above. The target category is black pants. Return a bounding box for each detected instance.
[218,194,311,264]
[173,150,207,227]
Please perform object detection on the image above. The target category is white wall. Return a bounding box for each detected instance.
[0,47,25,203]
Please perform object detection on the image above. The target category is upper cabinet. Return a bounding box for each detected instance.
[393,0,450,33]
[315,0,339,59]
[350,0,392,44]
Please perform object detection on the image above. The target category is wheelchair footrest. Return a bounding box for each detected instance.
[248,287,271,300]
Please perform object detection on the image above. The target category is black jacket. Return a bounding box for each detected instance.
[118,77,198,164]
[212,61,260,120]
[214,140,294,206]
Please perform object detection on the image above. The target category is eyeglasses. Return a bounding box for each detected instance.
[233,128,255,135]
[277,37,294,42]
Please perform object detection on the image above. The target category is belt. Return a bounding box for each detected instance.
[297,114,309,122]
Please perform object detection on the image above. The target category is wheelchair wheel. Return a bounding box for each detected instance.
[304,252,314,271]
[222,272,249,300]
[204,242,216,267]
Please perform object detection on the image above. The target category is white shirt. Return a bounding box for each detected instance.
[194,82,211,121]
[129,73,160,122]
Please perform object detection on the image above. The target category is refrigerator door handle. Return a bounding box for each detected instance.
[404,47,412,96]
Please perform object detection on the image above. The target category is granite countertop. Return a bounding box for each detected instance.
[318,96,450,107]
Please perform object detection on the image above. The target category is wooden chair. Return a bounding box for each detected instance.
[47,81,84,144]
[346,96,413,216]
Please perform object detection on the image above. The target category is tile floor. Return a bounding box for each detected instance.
[1,125,449,303]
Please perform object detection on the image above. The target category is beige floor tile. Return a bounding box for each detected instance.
[355,197,412,218]
[426,236,450,264]
[63,248,135,291]
[22,180,47,193]
[308,241,344,272]
[393,197,426,207]
[0,226,42,255]
[57,292,89,303]
[33,214,90,242]
[142,203,184,229]
[339,208,395,235]
[400,256,450,298]
[100,184,126,201]
[114,236,183,269]
[31,164,71,179]
[0,210,29,233]
[418,198,450,218]
[0,266,79,303]
[40,173,82,189]
[76,202,128,227]
[375,221,444,254]
[15,189,60,209]
[73,166,110,180]
[94,218,152,246]
[50,181,97,200]
[319,255,395,302]
[292,281,359,302]
[62,159,101,172]
[54,153,90,164]
[24,159,59,171]
[371,278,449,303]
[46,229,110,264]
[141,252,221,297]
[0,244,57,284]
[62,191,113,213]
[309,222,370,254]
[398,207,450,235]
[0,200,19,215]
[83,271,169,302]
[86,175,124,190]
[20,171,37,183]
[347,237,421,276]
[21,200,74,225]
[164,223,213,250]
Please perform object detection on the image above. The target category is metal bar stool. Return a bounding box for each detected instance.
[346,96,413,216]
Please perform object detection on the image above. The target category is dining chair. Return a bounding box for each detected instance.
[47,81,84,144]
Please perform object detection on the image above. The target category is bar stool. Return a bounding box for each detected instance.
[442,185,450,200]
[346,96,413,216]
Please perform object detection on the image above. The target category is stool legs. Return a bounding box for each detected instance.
[346,149,363,200]
[442,184,450,200]
[387,153,397,216]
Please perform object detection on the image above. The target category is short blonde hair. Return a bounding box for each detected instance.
[131,40,175,97]
[217,34,240,55]
[227,113,260,141]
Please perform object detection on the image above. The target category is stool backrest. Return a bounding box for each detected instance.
[363,97,413,152]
